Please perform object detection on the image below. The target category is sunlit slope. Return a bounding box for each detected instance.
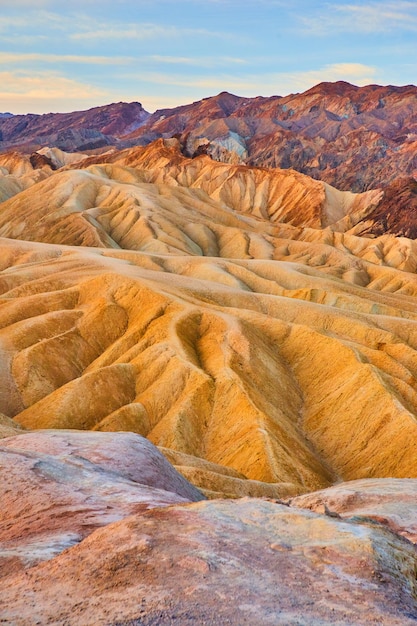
[2,232,417,494]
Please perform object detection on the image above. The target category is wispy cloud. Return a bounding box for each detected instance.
[0,70,108,113]
[149,55,247,68]
[71,22,241,41]
[0,11,67,31]
[0,52,133,65]
[285,63,379,90]
[301,1,417,34]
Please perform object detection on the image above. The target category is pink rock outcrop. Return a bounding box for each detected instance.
[0,430,204,573]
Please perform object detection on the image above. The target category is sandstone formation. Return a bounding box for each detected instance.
[287,478,417,544]
[2,488,417,625]
[0,151,53,201]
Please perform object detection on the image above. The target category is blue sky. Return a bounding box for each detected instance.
[0,0,416,114]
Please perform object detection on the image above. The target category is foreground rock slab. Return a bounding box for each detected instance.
[0,430,204,573]
[1,495,417,625]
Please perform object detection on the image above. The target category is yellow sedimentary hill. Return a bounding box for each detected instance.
[1,140,417,497]
[0,152,53,202]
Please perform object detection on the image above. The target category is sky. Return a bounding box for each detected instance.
[0,0,416,115]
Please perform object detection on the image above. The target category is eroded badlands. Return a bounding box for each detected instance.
[2,140,417,622]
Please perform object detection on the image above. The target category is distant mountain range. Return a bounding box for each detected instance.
[1,81,417,192]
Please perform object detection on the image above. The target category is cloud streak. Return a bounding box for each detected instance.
[149,55,247,68]
[301,1,417,35]
[71,22,241,42]
[0,70,108,113]
[0,52,133,65]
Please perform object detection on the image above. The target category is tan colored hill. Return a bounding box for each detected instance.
[0,151,53,202]
[0,139,382,252]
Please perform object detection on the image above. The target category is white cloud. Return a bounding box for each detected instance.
[301,1,417,34]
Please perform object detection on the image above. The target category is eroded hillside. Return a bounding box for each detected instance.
[1,141,417,499]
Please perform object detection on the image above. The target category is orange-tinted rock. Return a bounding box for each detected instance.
[1,142,417,495]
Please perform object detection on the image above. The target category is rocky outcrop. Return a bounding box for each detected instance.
[29,151,56,171]
[124,82,417,191]
[287,478,417,544]
[355,177,417,238]
[1,430,417,624]
[0,151,53,201]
